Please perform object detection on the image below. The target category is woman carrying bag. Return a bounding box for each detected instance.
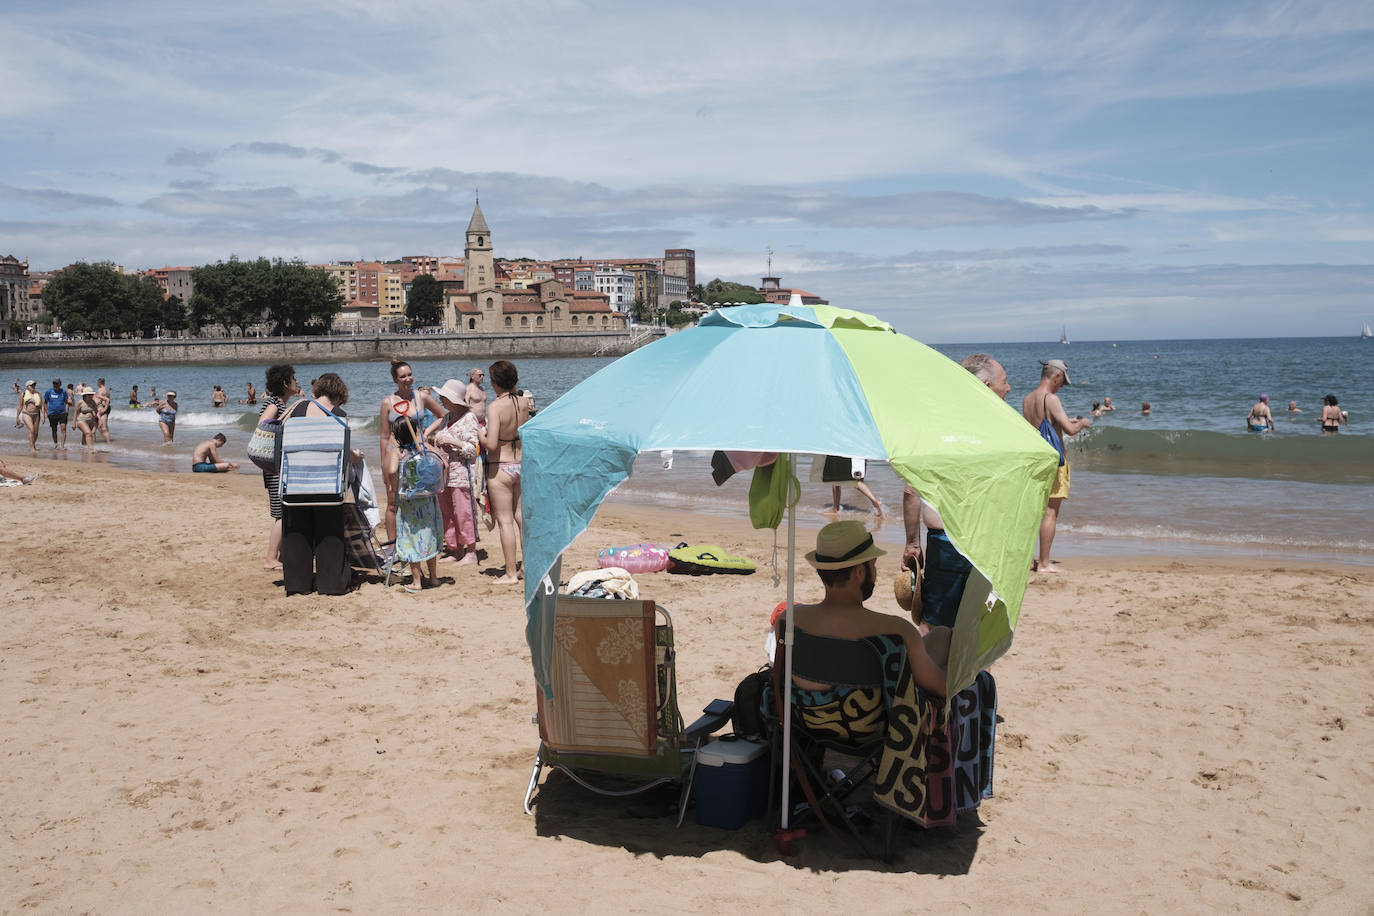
[253,364,301,571]
[281,373,360,596]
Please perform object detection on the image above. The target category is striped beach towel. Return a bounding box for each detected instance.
[278,400,351,506]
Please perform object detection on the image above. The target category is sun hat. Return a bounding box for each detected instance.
[165,390,176,397]
[1040,358,1071,385]
[25,379,36,387]
[804,520,887,570]
[435,378,469,407]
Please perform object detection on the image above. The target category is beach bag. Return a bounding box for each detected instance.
[747,454,798,530]
[277,398,351,507]
[247,416,282,471]
[398,449,444,499]
[731,666,771,740]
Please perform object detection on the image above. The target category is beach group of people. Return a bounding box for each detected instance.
[1245,393,1350,433]
[12,376,240,453]
[254,358,534,596]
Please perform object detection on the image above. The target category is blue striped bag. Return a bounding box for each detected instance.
[277,399,351,506]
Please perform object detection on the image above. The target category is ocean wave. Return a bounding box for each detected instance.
[1063,521,1371,554]
[114,408,253,428]
[1066,426,1374,483]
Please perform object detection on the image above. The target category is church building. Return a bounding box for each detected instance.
[442,202,627,334]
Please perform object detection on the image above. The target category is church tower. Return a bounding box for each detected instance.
[465,200,493,292]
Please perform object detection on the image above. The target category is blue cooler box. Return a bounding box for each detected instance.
[695,738,769,829]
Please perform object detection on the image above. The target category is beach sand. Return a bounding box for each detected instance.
[3,458,1371,912]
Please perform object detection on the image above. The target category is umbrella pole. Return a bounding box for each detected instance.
[780,456,797,830]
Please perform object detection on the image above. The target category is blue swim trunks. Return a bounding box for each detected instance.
[192,461,226,473]
[921,529,973,629]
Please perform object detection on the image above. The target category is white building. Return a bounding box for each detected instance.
[594,268,636,313]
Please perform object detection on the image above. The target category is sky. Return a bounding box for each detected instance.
[3,0,1373,343]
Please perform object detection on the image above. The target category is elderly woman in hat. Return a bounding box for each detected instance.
[431,378,483,566]
[150,390,179,444]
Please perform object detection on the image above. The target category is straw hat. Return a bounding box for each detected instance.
[435,378,468,408]
[804,520,886,569]
[893,555,924,612]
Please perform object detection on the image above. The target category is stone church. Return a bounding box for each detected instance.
[442,203,627,334]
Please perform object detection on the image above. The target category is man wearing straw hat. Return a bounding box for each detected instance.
[787,521,949,698]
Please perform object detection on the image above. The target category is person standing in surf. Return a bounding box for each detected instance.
[1320,395,1346,434]
[1022,359,1091,574]
[1246,395,1275,432]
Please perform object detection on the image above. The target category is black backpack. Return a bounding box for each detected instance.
[730,666,771,740]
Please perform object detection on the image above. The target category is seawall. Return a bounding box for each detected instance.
[0,330,663,368]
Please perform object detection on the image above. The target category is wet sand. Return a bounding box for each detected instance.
[2,458,1371,911]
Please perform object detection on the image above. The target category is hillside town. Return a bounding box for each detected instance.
[0,202,827,340]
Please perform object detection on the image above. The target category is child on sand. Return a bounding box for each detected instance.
[387,415,443,593]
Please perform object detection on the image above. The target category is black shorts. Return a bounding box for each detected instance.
[48,413,67,430]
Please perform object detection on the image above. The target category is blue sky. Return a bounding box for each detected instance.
[2,0,1372,342]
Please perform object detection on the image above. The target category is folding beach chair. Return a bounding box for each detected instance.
[524,596,733,826]
[768,628,902,862]
[342,502,398,586]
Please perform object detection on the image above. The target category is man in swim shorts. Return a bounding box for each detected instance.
[901,353,1012,628]
[1022,359,1091,574]
[42,378,69,449]
[192,434,239,473]
[1246,394,1274,432]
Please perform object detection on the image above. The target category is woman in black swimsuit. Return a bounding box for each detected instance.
[1320,394,1343,434]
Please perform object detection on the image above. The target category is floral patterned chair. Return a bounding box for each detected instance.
[524,596,732,826]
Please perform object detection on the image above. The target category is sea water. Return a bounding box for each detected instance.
[2,337,1369,564]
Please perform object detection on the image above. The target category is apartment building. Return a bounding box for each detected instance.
[593,268,636,312]
[663,248,695,289]
[321,262,360,303]
[0,255,33,339]
[144,266,195,303]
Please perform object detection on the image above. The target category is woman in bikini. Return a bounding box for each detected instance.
[481,360,531,584]
[15,380,42,452]
[379,357,446,542]
[1320,394,1344,434]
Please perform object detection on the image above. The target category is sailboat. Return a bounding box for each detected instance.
[1060,325,1070,345]
[1362,321,1372,339]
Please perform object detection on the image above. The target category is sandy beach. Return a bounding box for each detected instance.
[2,458,1371,912]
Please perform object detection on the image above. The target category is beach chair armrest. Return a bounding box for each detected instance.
[682,699,734,745]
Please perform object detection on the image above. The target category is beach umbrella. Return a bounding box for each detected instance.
[520,303,1058,822]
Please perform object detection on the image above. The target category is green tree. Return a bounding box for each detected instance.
[127,275,166,338]
[162,294,189,335]
[266,259,343,335]
[630,295,652,324]
[700,278,765,306]
[689,284,704,302]
[41,262,128,337]
[191,257,262,336]
[406,273,444,327]
[664,302,695,328]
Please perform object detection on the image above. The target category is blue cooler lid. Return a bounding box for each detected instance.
[697,738,766,767]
